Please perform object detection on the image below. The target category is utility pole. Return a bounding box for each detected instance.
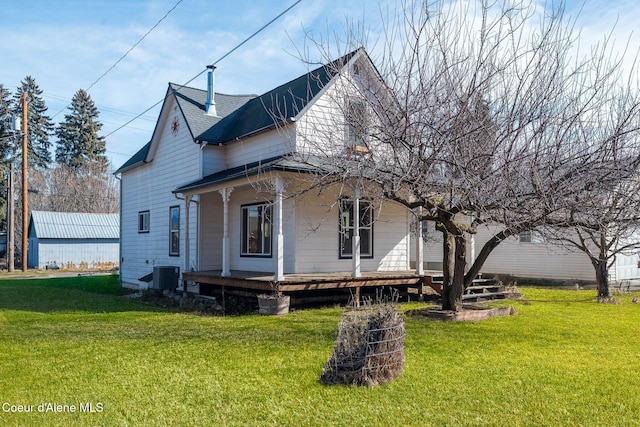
[7,163,14,272]
[20,92,28,272]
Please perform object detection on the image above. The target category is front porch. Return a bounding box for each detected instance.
[183,269,440,304]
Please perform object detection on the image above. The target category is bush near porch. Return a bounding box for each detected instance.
[1,275,639,426]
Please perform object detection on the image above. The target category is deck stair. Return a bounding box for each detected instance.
[429,277,509,302]
[463,278,508,302]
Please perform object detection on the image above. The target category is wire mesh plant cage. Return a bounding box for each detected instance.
[319,290,405,386]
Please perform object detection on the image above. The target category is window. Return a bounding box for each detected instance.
[241,203,272,256]
[138,210,150,233]
[519,231,543,243]
[345,98,368,149]
[339,199,373,258]
[169,206,180,256]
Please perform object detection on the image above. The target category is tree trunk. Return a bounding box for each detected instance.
[447,234,466,312]
[440,229,455,310]
[439,219,466,312]
[594,258,612,302]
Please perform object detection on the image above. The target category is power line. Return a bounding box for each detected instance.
[51,0,184,119]
[104,0,303,139]
[42,92,157,123]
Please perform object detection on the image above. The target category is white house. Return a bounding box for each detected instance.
[116,49,427,294]
[419,221,640,284]
[116,48,640,292]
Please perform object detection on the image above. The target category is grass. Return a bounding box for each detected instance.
[1,276,640,426]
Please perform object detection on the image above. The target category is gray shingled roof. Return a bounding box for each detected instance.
[171,86,256,142]
[29,211,120,239]
[115,49,362,173]
[197,50,360,144]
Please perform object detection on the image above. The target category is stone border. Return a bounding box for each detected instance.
[409,305,517,321]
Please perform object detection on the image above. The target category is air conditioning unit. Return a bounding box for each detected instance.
[152,266,179,290]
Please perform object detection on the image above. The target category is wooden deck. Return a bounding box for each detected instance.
[183,269,438,296]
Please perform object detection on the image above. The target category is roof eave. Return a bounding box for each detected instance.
[114,160,146,175]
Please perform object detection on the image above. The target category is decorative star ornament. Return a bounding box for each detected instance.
[171,116,179,136]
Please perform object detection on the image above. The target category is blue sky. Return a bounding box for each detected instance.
[1,0,638,170]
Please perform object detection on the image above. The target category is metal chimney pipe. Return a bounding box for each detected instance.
[205,65,217,116]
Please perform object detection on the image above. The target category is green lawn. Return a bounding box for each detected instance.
[1,275,639,426]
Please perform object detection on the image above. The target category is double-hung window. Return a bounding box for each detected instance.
[241,203,272,256]
[345,98,368,149]
[138,210,150,233]
[339,199,373,258]
[169,206,180,256]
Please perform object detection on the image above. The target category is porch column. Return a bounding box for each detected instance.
[274,177,285,282]
[219,187,233,277]
[184,194,192,295]
[416,206,424,275]
[352,189,361,278]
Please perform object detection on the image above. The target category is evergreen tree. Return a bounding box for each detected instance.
[11,76,54,169]
[0,84,14,233]
[0,84,14,161]
[55,89,107,172]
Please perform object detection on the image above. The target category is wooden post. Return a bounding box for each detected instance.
[7,164,14,272]
[221,285,226,316]
[20,92,28,272]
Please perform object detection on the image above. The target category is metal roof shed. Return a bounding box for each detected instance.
[27,211,120,270]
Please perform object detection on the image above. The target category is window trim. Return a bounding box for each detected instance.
[138,210,150,234]
[240,202,273,258]
[519,231,543,244]
[345,97,368,150]
[169,205,180,257]
[338,198,374,259]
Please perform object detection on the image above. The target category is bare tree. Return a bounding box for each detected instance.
[540,174,640,301]
[286,0,640,311]
[29,162,119,213]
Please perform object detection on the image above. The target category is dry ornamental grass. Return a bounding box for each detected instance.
[320,294,405,387]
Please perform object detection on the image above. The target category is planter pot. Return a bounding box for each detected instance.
[257,294,290,315]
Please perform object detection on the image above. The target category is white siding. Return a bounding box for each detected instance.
[293,184,409,273]
[611,235,640,281]
[420,221,445,271]
[197,182,296,274]
[199,191,223,270]
[120,100,201,288]
[296,79,349,157]
[475,226,594,281]
[226,186,288,273]
[196,179,408,275]
[613,252,640,281]
[295,67,386,159]
[421,222,598,282]
[201,145,227,176]
[226,127,294,169]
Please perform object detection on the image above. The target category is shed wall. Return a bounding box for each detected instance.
[28,238,119,269]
